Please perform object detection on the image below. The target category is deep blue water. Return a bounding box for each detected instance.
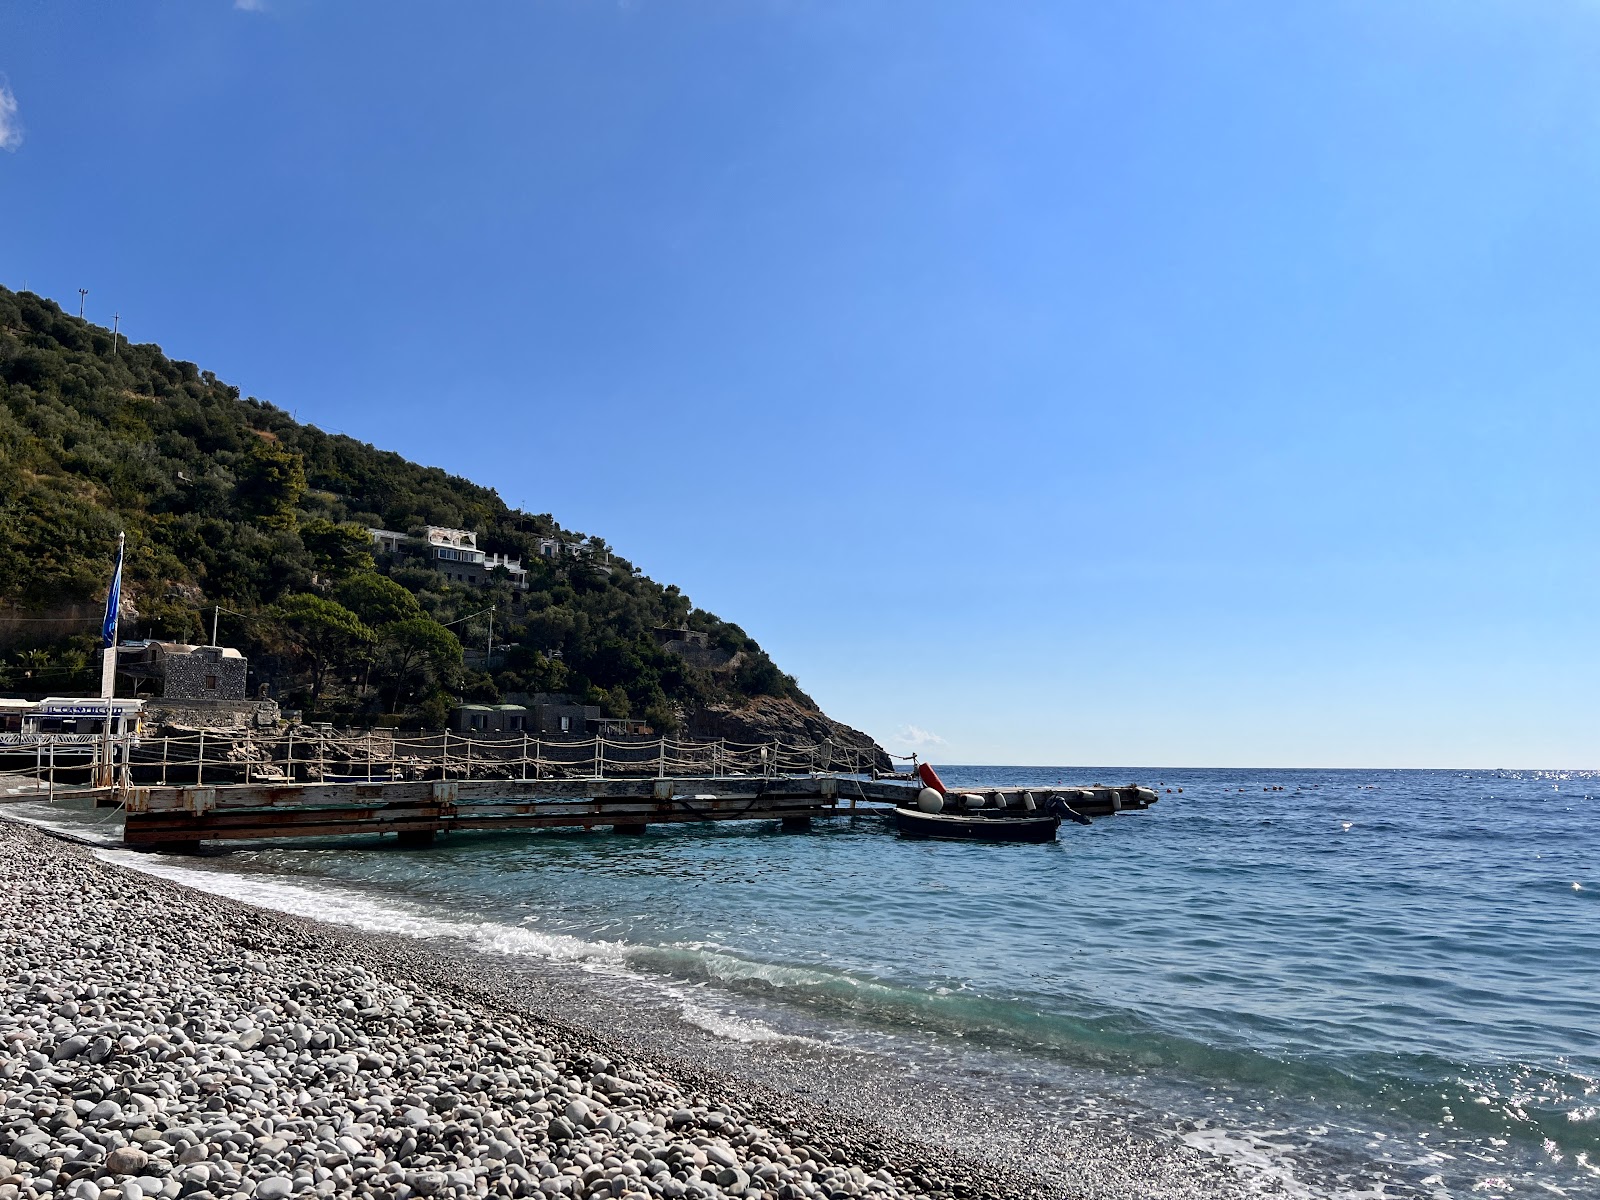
[29,767,1599,1197]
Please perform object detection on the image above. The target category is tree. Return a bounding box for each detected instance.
[272,594,374,716]
[602,684,630,719]
[234,438,306,530]
[375,616,461,712]
[302,519,375,581]
[0,283,862,754]
[337,571,422,627]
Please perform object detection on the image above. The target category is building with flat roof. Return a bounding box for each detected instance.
[451,703,530,734]
[368,528,407,555]
[118,641,248,701]
[376,526,528,590]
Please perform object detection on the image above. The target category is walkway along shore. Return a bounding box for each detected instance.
[0,819,1253,1200]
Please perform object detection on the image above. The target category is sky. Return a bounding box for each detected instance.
[3,1,1597,767]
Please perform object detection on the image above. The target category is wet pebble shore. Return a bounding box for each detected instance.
[0,822,1037,1200]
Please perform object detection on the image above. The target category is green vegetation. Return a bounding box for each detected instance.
[0,286,808,729]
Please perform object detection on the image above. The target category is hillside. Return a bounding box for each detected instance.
[0,285,887,764]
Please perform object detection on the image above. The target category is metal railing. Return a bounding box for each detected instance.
[11,729,902,795]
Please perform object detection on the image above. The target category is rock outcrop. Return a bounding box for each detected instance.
[683,696,893,773]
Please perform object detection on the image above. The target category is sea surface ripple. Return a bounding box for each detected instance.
[23,766,1598,1199]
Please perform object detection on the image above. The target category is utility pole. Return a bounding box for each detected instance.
[487,606,494,669]
[111,312,120,356]
[78,289,88,318]
[211,605,220,648]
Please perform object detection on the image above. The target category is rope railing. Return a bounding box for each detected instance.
[18,729,916,795]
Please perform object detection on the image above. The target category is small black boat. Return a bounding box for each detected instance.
[892,805,1062,843]
[892,763,1092,843]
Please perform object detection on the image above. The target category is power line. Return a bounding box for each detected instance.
[439,605,495,628]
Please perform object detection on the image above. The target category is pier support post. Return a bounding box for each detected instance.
[397,830,436,848]
[780,816,812,832]
[149,839,203,855]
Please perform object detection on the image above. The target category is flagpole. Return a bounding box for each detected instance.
[99,533,125,789]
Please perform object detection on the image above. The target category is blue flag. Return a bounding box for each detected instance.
[101,535,124,650]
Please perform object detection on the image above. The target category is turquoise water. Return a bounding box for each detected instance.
[38,767,1600,1197]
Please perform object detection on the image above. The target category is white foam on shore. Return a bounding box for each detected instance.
[673,998,797,1043]
[1180,1125,1400,1200]
[2,805,123,846]
[100,847,614,959]
[95,848,804,1045]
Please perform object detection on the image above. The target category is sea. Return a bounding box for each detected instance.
[13,767,1598,1199]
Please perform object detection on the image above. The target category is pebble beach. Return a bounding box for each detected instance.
[0,817,1279,1200]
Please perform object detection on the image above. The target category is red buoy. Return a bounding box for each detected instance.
[917,762,949,795]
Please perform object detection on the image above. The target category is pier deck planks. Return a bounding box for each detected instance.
[118,776,1154,846]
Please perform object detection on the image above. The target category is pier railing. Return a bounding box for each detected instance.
[9,729,899,796]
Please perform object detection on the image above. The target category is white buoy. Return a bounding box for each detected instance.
[961,793,986,810]
[916,787,944,813]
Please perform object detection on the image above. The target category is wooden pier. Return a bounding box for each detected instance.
[119,776,1156,849]
[5,728,1158,848]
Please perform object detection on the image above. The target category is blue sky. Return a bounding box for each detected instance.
[3,2,1596,766]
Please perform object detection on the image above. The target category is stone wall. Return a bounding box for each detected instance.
[146,697,280,730]
[163,645,248,701]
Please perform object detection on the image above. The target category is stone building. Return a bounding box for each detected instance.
[117,641,278,730]
[119,641,248,701]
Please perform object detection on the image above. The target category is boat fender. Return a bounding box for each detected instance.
[916,762,950,795]
[1020,791,1037,812]
[961,793,986,810]
[916,788,944,814]
[1134,787,1158,805]
[991,790,1010,809]
[1110,790,1123,811]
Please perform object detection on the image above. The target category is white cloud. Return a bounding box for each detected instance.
[893,724,946,749]
[234,0,267,11]
[0,81,22,152]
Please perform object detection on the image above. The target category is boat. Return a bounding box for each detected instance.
[892,805,1062,842]
[891,762,1090,843]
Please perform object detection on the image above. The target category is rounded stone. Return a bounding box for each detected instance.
[106,1146,149,1175]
